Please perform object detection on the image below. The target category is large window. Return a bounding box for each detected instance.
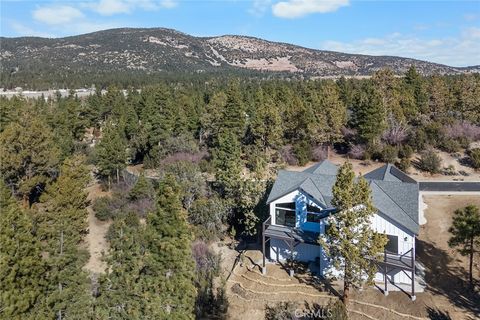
[306,204,322,223]
[385,235,398,254]
[275,202,296,227]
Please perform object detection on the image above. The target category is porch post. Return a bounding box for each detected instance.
[289,240,294,277]
[262,221,266,275]
[411,238,416,301]
[384,250,388,296]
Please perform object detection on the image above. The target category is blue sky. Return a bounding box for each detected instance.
[1,0,479,66]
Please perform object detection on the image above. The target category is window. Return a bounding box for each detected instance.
[307,212,321,223]
[306,204,322,223]
[307,204,322,213]
[385,235,398,254]
[275,202,296,227]
[276,202,296,210]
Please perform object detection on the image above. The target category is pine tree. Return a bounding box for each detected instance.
[317,81,347,149]
[351,81,386,144]
[221,81,246,140]
[37,155,93,319]
[249,88,283,151]
[141,175,196,319]
[95,121,127,184]
[212,130,243,196]
[0,181,46,319]
[129,173,154,201]
[404,65,428,117]
[448,205,480,286]
[372,69,404,122]
[0,112,60,206]
[96,213,146,319]
[319,162,387,302]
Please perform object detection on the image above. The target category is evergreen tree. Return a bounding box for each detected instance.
[221,81,246,140]
[0,112,60,206]
[212,131,243,196]
[448,205,480,286]
[129,173,154,201]
[428,75,452,120]
[317,81,347,147]
[372,69,404,122]
[404,65,428,118]
[96,213,147,319]
[319,162,387,302]
[95,121,127,184]
[0,181,46,319]
[249,89,283,151]
[142,175,196,319]
[37,155,93,319]
[351,81,386,144]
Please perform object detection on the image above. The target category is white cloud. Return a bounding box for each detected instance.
[9,21,56,38]
[272,0,349,19]
[249,0,272,17]
[83,0,178,16]
[33,5,84,25]
[320,28,480,67]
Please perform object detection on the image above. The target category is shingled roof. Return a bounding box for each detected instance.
[267,160,419,235]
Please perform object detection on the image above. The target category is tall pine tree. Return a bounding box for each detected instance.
[319,162,387,302]
[0,181,46,319]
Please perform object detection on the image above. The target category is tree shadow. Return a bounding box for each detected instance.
[426,307,452,320]
[416,239,480,316]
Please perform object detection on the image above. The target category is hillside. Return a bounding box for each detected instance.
[1,27,479,88]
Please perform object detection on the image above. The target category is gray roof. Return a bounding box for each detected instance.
[302,160,339,175]
[364,164,417,184]
[267,161,419,235]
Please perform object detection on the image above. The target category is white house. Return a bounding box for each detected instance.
[262,160,419,300]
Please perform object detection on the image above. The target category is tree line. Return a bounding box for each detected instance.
[1,67,479,319]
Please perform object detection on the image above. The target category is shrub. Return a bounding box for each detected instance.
[189,197,231,240]
[326,299,348,320]
[348,144,365,160]
[398,145,414,159]
[293,141,312,166]
[265,302,298,320]
[380,145,398,163]
[396,157,411,172]
[444,121,480,142]
[424,122,444,147]
[408,128,427,152]
[418,150,442,174]
[93,197,114,221]
[280,145,298,166]
[382,124,408,145]
[468,148,480,169]
[439,138,461,153]
[312,145,328,161]
[367,143,383,161]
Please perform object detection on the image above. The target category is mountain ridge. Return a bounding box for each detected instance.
[1,27,479,88]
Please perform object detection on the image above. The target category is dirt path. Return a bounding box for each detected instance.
[83,180,111,274]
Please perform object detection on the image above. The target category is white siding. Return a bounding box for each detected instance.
[268,189,416,285]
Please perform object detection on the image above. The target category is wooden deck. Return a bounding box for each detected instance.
[263,224,319,245]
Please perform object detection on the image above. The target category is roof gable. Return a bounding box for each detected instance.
[364,164,417,184]
[303,160,338,175]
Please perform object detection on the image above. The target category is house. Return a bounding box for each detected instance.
[261,160,419,300]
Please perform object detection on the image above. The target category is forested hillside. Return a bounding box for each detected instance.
[1,67,479,319]
[1,27,479,89]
